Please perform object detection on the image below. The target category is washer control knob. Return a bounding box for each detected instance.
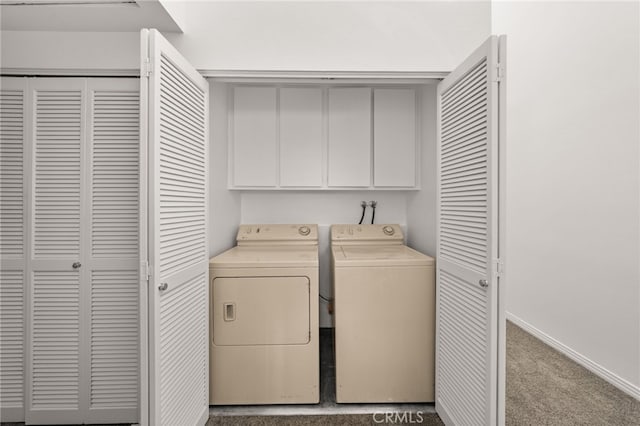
[299,226,311,236]
[383,226,395,236]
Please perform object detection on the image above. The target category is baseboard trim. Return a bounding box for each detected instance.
[507,312,640,401]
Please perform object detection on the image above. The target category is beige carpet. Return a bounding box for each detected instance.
[506,321,640,426]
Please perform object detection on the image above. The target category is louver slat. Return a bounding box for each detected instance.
[0,270,25,411]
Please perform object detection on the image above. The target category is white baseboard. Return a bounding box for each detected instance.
[507,312,640,401]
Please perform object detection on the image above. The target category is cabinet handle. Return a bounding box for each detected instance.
[159,282,169,291]
[479,279,488,288]
[72,262,81,269]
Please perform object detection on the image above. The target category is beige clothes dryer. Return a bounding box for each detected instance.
[331,224,435,403]
[209,224,319,405]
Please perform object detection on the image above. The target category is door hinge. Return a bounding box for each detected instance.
[141,260,151,282]
[494,63,505,83]
[495,259,504,276]
[143,58,152,77]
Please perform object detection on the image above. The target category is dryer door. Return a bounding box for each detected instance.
[212,276,310,346]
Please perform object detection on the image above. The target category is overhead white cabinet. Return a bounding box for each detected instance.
[279,88,323,187]
[374,88,417,187]
[327,88,372,188]
[231,87,277,187]
[228,85,417,190]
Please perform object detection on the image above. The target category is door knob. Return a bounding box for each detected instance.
[158,282,169,291]
[72,262,81,269]
[479,279,488,288]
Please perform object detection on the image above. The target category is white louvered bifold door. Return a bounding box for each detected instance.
[26,78,140,425]
[435,36,506,426]
[85,78,140,423]
[141,29,210,426]
[0,77,28,423]
[27,78,86,425]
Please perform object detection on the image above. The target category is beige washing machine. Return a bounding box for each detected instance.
[209,224,319,405]
[331,224,435,403]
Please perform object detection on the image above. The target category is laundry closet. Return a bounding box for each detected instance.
[0,3,505,425]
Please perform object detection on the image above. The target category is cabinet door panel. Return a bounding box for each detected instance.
[279,88,323,187]
[232,87,277,187]
[374,88,416,187]
[328,88,371,187]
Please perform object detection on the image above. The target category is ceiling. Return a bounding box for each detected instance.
[0,0,182,32]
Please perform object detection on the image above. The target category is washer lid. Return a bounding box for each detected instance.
[210,245,319,268]
[332,245,434,267]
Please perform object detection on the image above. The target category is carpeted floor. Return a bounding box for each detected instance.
[506,321,640,426]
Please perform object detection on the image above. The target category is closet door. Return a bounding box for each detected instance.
[25,78,140,425]
[27,78,86,424]
[0,77,28,423]
[85,78,140,423]
[141,29,210,426]
[435,36,506,426]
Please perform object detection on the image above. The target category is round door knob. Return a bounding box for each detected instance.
[72,262,81,269]
[479,279,488,288]
[299,226,311,236]
[383,226,395,236]
[158,282,169,291]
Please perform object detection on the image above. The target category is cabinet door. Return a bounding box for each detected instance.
[328,88,371,187]
[232,87,277,187]
[279,88,323,187]
[374,88,417,187]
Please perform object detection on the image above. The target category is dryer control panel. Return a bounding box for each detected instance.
[330,224,404,244]
[237,224,319,245]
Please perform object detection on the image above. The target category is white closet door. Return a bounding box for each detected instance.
[86,78,140,423]
[0,77,28,423]
[435,35,505,426]
[27,78,86,425]
[25,77,140,425]
[141,29,210,426]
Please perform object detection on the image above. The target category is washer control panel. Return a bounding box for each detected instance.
[237,224,318,243]
[330,224,404,242]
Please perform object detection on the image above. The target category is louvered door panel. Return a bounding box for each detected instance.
[0,83,26,258]
[436,36,502,426]
[143,28,209,426]
[31,271,81,410]
[0,270,25,419]
[33,89,82,257]
[89,270,138,409]
[86,79,139,423]
[158,54,207,278]
[91,87,139,257]
[0,78,27,422]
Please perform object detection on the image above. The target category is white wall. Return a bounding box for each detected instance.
[209,82,241,257]
[163,1,490,72]
[0,31,139,71]
[1,1,490,73]
[407,84,438,257]
[493,1,640,395]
